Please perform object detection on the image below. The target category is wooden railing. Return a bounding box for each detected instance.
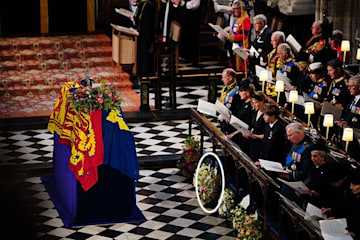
[188,108,324,240]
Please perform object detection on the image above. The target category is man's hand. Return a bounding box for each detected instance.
[335,120,347,128]
[306,190,320,197]
[350,183,360,195]
[321,207,331,215]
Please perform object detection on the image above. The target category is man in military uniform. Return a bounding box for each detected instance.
[265,31,285,100]
[336,75,360,162]
[219,68,241,134]
[249,14,272,72]
[276,43,300,82]
[282,122,314,181]
[296,20,326,63]
[325,58,351,109]
[219,0,251,72]
[278,122,314,206]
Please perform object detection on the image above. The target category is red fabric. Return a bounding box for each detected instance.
[67,110,104,191]
[333,46,351,64]
[233,17,251,43]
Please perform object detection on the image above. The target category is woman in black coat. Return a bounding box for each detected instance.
[243,91,267,161]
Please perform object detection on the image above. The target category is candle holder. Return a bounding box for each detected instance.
[259,70,268,92]
[323,114,334,140]
[341,40,350,65]
[342,128,353,152]
[304,102,315,127]
[288,90,298,114]
[356,48,360,73]
[275,80,284,104]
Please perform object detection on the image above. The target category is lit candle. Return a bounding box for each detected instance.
[288,90,298,114]
[342,128,353,152]
[259,70,268,92]
[323,114,334,140]
[275,80,284,103]
[304,102,315,126]
[341,40,350,64]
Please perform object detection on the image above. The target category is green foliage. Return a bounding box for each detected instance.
[218,188,235,218]
[69,83,122,113]
[177,136,201,178]
[230,204,262,240]
[193,161,221,205]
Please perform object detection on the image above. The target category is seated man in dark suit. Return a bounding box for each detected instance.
[336,75,360,162]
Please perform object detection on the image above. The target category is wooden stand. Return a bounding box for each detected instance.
[111,23,138,74]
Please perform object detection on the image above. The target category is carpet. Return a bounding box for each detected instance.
[0,34,140,119]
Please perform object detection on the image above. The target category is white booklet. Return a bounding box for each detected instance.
[110,23,139,36]
[215,99,231,122]
[233,46,248,60]
[276,70,293,89]
[115,8,134,20]
[208,23,229,39]
[240,194,250,209]
[255,65,272,82]
[277,178,310,194]
[303,92,321,107]
[259,159,288,174]
[319,218,353,240]
[229,115,252,135]
[285,91,305,106]
[197,99,217,117]
[305,202,326,220]
[286,34,302,53]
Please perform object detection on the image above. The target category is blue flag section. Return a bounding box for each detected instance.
[102,109,140,181]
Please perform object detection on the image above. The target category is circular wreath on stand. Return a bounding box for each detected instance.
[193,161,222,206]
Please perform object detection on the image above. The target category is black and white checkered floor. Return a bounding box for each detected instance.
[0,86,236,239]
[135,85,212,110]
[4,168,234,240]
[0,119,216,166]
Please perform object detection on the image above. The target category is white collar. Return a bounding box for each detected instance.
[259,25,268,35]
[269,119,278,128]
[354,94,360,103]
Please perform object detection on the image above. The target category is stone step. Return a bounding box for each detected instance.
[0,46,112,61]
[0,80,133,98]
[0,66,130,88]
[0,56,114,71]
[0,34,111,51]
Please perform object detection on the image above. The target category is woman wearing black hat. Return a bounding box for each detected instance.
[302,142,336,208]
[321,162,360,240]
[226,84,254,151]
[243,91,267,161]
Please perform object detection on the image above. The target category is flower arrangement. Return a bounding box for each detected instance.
[69,83,122,113]
[177,136,201,178]
[230,204,262,240]
[193,161,221,205]
[218,188,235,218]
